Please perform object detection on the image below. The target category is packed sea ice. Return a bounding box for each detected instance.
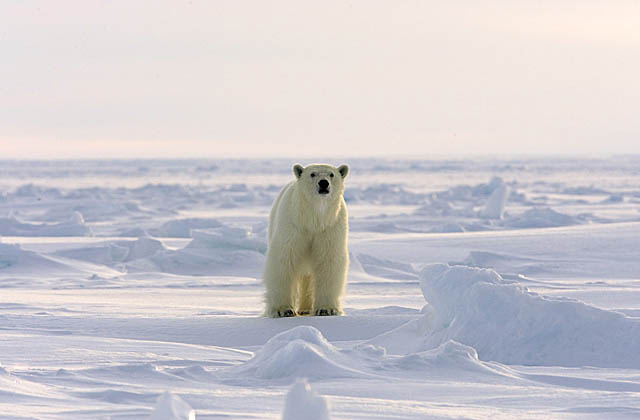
[1,157,640,419]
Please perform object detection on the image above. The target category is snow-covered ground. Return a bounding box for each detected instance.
[1,157,640,419]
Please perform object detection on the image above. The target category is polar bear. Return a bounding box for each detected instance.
[263,163,349,317]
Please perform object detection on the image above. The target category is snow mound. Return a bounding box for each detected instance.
[149,391,196,420]
[0,363,63,399]
[42,199,158,224]
[362,221,413,233]
[414,199,459,217]
[150,218,222,238]
[186,226,266,253]
[168,365,217,383]
[355,253,418,280]
[428,222,466,233]
[562,186,610,195]
[391,340,481,370]
[282,379,331,420]
[76,389,153,404]
[460,251,545,276]
[385,340,512,378]
[0,242,97,276]
[126,237,166,261]
[344,184,424,205]
[118,227,149,237]
[11,183,63,199]
[235,326,368,381]
[56,224,265,276]
[128,226,265,276]
[414,264,640,368]
[55,237,166,266]
[414,176,510,219]
[0,213,92,236]
[602,194,624,204]
[81,363,180,385]
[503,207,581,228]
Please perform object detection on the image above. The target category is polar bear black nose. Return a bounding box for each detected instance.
[318,179,330,194]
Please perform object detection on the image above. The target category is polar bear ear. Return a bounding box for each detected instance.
[293,164,305,179]
[338,164,349,178]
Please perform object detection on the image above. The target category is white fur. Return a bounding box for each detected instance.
[263,163,349,317]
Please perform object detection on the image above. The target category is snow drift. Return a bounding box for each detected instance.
[382,339,516,381]
[149,218,222,238]
[0,242,119,279]
[52,224,266,277]
[372,264,640,368]
[55,237,166,267]
[503,207,583,228]
[232,326,372,382]
[130,226,265,276]
[0,212,92,236]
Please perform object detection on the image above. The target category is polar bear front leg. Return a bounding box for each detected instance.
[311,231,348,316]
[296,274,314,315]
[263,248,299,318]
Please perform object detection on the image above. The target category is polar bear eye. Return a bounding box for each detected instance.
[330,173,334,178]
[310,173,316,178]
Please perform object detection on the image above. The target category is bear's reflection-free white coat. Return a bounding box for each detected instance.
[263,163,349,317]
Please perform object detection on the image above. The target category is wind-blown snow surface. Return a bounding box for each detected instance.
[1,157,640,419]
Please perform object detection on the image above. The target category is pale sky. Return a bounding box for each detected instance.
[1,1,639,159]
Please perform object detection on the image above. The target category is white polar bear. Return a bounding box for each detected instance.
[263,163,350,317]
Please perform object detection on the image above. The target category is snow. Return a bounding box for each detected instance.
[231,326,377,382]
[1,157,640,419]
[149,392,196,420]
[150,218,223,238]
[371,264,640,367]
[282,379,331,420]
[503,206,583,228]
[481,182,510,219]
[0,213,92,236]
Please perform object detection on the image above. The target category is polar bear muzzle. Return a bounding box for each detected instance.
[318,179,330,194]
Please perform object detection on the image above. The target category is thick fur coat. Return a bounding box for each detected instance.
[263,163,349,317]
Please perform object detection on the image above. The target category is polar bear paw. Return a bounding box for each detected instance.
[315,308,341,316]
[276,308,296,318]
[265,307,297,317]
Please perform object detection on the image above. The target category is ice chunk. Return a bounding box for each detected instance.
[70,211,85,224]
[148,391,196,420]
[481,184,510,219]
[281,379,331,420]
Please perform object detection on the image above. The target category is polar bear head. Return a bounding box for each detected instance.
[293,163,349,200]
